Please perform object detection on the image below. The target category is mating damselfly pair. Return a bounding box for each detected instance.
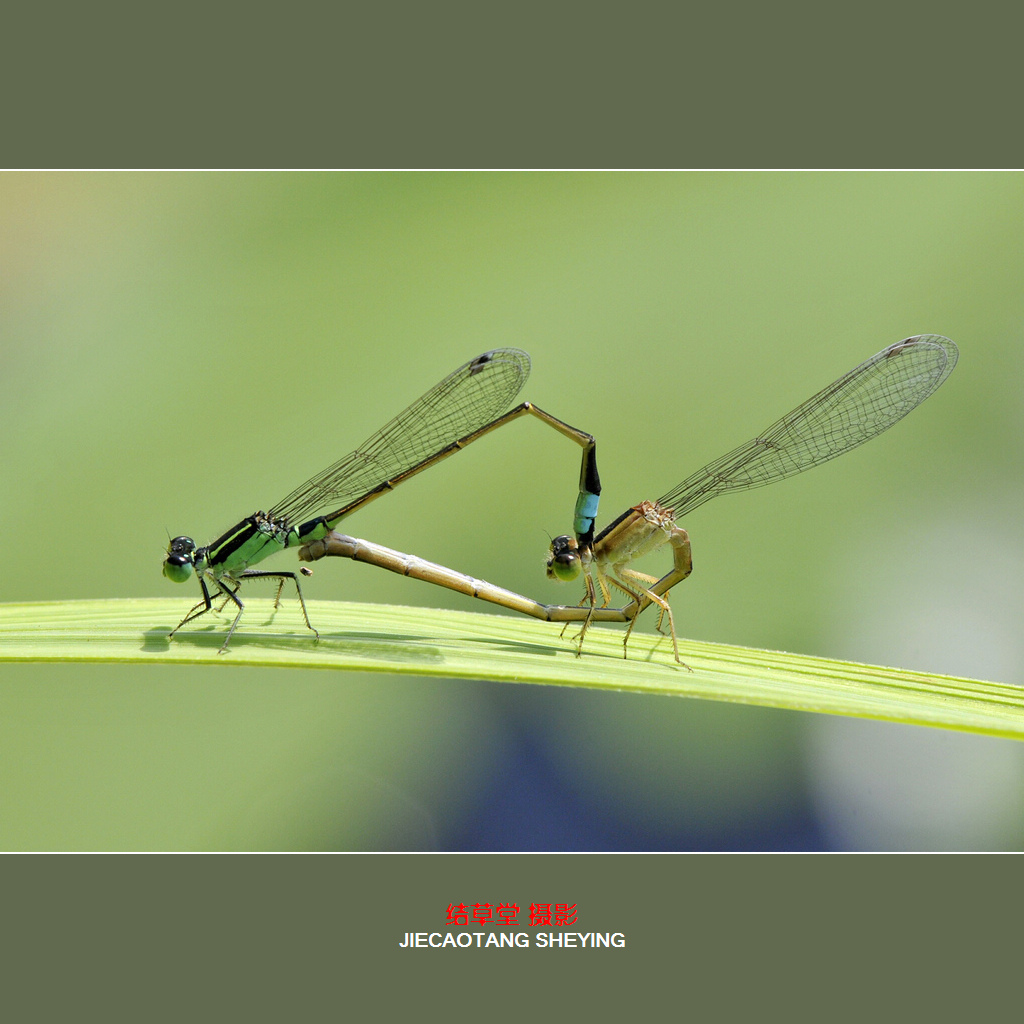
[164,334,958,662]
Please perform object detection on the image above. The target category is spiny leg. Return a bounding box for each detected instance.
[177,570,319,654]
[238,569,319,642]
[559,569,604,654]
[602,571,676,662]
[613,568,687,667]
[616,526,693,667]
[168,574,216,638]
[214,579,241,615]
[215,579,248,654]
[268,566,317,606]
[558,578,594,635]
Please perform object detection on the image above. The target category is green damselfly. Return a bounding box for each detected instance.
[164,348,600,652]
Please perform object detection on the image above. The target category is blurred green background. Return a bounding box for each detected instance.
[2,172,1023,850]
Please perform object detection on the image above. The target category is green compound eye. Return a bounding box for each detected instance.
[546,535,582,582]
[162,558,193,583]
[163,536,196,582]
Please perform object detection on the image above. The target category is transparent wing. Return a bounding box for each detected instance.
[271,348,530,523]
[657,335,958,518]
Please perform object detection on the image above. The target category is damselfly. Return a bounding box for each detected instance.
[163,349,600,652]
[544,334,959,662]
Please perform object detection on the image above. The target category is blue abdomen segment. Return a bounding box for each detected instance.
[574,491,601,537]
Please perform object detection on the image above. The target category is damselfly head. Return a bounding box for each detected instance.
[163,536,197,583]
[546,534,582,582]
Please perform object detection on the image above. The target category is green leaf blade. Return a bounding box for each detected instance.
[1,598,1021,740]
